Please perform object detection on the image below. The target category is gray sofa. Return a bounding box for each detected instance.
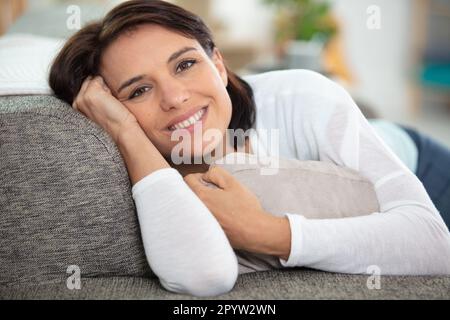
[1,95,449,300]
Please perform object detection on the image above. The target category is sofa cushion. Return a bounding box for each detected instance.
[2,270,449,300]
[0,95,152,286]
[0,95,379,286]
[211,152,379,274]
[0,34,64,96]
[213,152,379,219]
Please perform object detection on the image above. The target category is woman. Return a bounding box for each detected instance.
[49,0,450,297]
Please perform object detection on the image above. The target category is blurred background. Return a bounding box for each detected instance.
[1,0,449,146]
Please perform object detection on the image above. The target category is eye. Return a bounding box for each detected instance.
[176,59,196,73]
[129,86,151,100]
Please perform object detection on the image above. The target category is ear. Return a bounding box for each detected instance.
[211,48,228,87]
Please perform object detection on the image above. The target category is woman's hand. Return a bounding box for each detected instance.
[184,166,291,260]
[72,76,139,143]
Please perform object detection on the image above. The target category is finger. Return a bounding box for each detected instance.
[102,83,112,95]
[79,76,93,97]
[184,173,207,193]
[202,165,234,190]
[99,77,112,93]
[91,76,112,95]
[73,76,93,110]
[92,76,104,86]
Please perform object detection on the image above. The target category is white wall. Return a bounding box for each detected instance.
[211,0,414,120]
[210,0,274,48]
[332,0,413,120]
[31,0,421,123]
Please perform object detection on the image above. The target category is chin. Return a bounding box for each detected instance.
[164,125,227,162]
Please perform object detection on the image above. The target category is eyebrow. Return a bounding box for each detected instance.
[117,46,198,94]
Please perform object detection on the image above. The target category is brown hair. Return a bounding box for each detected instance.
[49,0,256,133]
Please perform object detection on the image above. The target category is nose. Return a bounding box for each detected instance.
[158,78,190,111]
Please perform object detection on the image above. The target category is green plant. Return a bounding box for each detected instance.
[263,0,337,43]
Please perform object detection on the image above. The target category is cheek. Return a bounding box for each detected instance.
[128,108,161,140]
[130,108,176,156]
[216,88,233,129]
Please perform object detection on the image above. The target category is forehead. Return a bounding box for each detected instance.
[100,24,203,77]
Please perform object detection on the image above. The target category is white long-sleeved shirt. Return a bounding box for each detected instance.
[132,70,450,297]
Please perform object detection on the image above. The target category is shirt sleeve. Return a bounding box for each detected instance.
[279,72,450,275]
[132,168,238,296]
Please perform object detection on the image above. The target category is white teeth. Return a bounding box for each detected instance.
[170,108,205,130]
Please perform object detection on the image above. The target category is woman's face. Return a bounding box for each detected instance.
[100,24,232,160]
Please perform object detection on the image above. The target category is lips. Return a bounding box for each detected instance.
[166,106,208,130]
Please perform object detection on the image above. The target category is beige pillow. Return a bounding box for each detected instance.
[211,153,380,274]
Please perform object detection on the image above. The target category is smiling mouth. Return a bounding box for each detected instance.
[167,106,208,131]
